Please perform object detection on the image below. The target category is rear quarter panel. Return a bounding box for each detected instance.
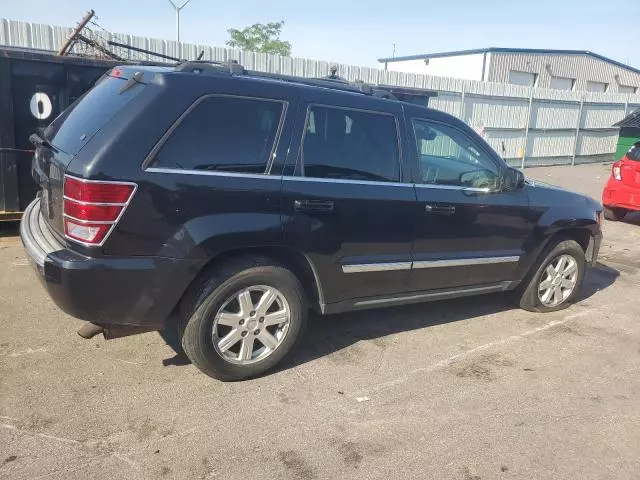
[114,172,285,262]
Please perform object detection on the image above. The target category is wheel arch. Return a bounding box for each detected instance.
[545,227,593,253]
[519,224,597,283]
[171,245,325,322]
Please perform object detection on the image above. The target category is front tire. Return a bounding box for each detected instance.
[603,206,627,221]
[180,257,306,381]
[517,239,586,312]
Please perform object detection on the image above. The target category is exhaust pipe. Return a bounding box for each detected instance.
[77,323,157,340]
[77,323,104,339]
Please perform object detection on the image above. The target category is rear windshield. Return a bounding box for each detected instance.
[45,75,144,155]
[628,143,640,161]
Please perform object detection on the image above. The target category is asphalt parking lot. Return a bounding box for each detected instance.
[1,162,639,479]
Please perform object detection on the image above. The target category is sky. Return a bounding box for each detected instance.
[3,0,639,69]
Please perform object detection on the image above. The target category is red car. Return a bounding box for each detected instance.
[602,142,640,221]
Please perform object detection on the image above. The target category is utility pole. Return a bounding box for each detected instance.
[167,0,192,43]
[57,9,95,56]
[392,43,396,58]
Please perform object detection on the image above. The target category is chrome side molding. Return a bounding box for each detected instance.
[342,262,412,273]
[341,255,520,273]
[412,256,520,269]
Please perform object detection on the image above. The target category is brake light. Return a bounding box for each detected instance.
[63,175,136,246]
[64,177,134,203]
[64,200,122,221]
[612,161,622,181]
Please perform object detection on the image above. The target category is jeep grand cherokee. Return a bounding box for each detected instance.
[21,62,602,380]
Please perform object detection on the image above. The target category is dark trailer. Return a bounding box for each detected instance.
[0,47,118,220]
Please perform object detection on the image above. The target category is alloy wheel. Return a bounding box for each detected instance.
[211,285,291,365]
[537,254,578,307]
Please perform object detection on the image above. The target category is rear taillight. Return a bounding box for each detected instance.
[63,175,137,246]
[612,161,622,181]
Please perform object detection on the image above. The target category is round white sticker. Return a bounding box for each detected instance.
[29,92,53,120]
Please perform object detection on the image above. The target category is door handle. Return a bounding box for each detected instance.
[425,204,456,215]
[294,199,335,213]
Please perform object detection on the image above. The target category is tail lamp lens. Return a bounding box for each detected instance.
[613,162,622,181]
[64,220,110,244]
[63,175,136,245]
[64,176,134,203]
[64,200,122,222]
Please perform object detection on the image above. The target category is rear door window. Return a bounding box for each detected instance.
[151,96,285,174]
[46,74,144,155]
[301,105,400,182]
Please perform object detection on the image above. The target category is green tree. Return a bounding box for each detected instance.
[226,21,292,56]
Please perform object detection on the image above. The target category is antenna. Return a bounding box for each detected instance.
[167,0,192,43]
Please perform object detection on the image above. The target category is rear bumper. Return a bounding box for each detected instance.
[20,199,199,328]
[602,178,640,211]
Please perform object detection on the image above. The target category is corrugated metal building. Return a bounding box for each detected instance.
[379,48,640,94]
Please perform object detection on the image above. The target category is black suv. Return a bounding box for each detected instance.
[21,62,602,380]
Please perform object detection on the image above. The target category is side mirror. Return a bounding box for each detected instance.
[503,167,525,191]
[459,169,498,189]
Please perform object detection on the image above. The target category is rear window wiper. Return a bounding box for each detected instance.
[119,71,146,94]
[29,133,58,153]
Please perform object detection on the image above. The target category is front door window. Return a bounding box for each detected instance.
[413,120,499,190]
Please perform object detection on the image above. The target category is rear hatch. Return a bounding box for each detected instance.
[31,67,149,237]
[620,143,640,188]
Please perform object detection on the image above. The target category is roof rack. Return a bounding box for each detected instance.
[175,59,245,74]
[250,70,397,99]
[105,43,432,101]
[174,59,397,99]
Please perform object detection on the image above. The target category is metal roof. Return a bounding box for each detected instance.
[378,48,640,75]
[614,108,640,128]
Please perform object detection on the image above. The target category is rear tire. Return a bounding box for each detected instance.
[516,239,586,313]
[603,206,627,221]
[180,256,306,381]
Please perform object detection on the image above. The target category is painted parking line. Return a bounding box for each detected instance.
[358,310,591,396]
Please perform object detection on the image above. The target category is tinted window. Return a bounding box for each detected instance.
[302,106,400,182]
[413,119,499,189]
[153,96,284,173]
[46,75,144,155]
[628,143,640,161]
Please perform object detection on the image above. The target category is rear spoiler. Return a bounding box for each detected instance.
[106,67,150,94]
[108,67,147,82]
